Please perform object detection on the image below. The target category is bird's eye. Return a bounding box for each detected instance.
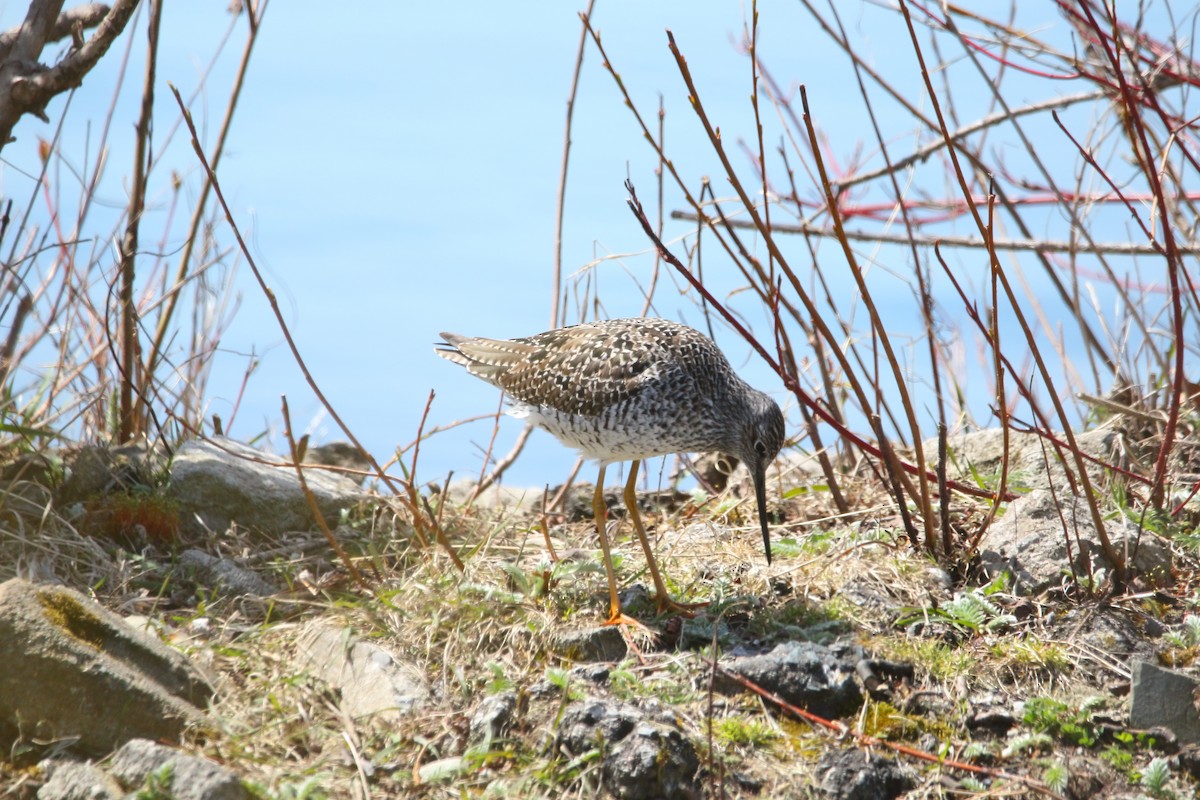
[754,439,767,456]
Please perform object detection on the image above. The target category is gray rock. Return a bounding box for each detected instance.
[1180,743,1200,780]
[295,622,429,723]
[548,626,627,662]
[570,664,613,684]
[0,578,211,757]
[925,426,1119,490]
[56,444,165,505]
[966,709,1017,736]
[922,567,954,591]
[833,578,896,613]
[719,641,862,719]
[109,738,247,800]
[438,477,541,511]
[468,691,518,750]
[817,748,915,800]
[1130,660,1200,744]
[979,488,1172,595]
[604,720,698,800]
[556,699,638,753]
[168,437,362,538]
[59,446,120,503]
[0,449,59,487]
[556,699,698,800]
[37,758,122,799]
[302,441,371,478]
[177,549,276,598]
[1047,606,1156,663]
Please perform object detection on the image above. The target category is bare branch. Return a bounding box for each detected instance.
[0,0,138,147]
[2,0,61,64]
[831,89,1108,192]
[0,3,110,59]
[670,211,1200,256]
[118,0,159,442]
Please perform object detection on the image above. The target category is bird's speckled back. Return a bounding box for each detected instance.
[437,317,781,465]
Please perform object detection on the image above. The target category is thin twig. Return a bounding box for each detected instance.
[895,0,1121,579]
[833,89,1107,191]
[402,389,435,551]
[116,0,160,442]
[795,83,929,550]
[718,666,1064,798]
[168,83,463,570]
[146,0,267,387]
[552,0,595,329]
[668,212,1200,256]
[626,179,1005,504]
[473,425,534,502]
[1069,1,1187,508]
[280,396,369,590]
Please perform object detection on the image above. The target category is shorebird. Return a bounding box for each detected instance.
[436,317,785,626]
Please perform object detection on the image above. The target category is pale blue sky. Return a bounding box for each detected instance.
[1,2,1181,489]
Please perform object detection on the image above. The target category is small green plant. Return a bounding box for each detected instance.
[1001,732,1054,757]
[782,527,837,556]
[252,774,331,800]
[1162,614,1200,648]
[501,550,600,603]
[1022,696,1106,746]
[989,637,1070,673]
[1100,741,1135,771]
[1111,484,1173,538]
[532,749,599,792]
[1139,757,1173,798]
[712,716,780,749]
[875,637,975,682]
[485,661,513,695]
[1161,604,1200,665]
[1042,761,1069,794]
[608,663,641,701]
[896,575,1016,636]
[1072,566,1108,595]
[133,765,175,800]
[960,741,992,760]
[1184,614,1200,644]
[544,668,583,701]
[768,536,806,559]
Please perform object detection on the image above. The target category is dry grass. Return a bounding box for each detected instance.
[2,453,1191,798]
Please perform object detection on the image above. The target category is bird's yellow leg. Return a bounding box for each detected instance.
[594,465,646,628]
[624,460,708,617]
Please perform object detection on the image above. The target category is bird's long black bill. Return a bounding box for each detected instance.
[754,465,771,564]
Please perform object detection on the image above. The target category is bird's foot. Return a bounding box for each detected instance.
[602,610,653,632]
[653,594,709,617]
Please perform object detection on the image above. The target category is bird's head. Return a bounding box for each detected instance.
[729,390,785,564]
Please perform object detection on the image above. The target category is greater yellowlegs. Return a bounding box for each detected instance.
[436,317,785,626]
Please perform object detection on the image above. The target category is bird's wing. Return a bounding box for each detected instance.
[439,320,726,416]
[436,331,538,387]
[494,324,668,415]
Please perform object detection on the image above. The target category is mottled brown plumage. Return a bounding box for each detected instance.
[436,317,784,626]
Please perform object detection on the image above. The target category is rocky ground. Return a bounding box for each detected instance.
[1,428,1200,799]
